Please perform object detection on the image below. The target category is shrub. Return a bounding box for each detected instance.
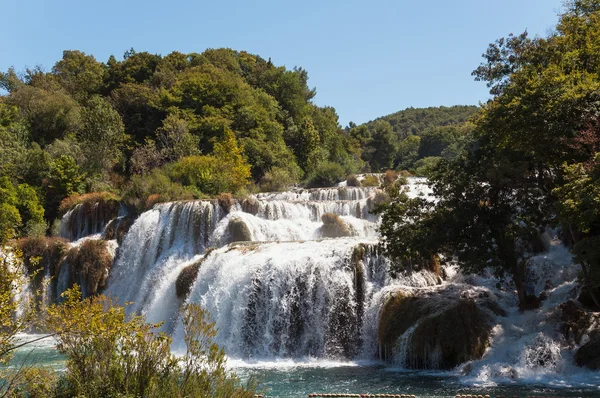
[383,170,398,186]
[123,169,197,212]
[167,130,251,196]
[216,192,235,213]
[44,289,259,398]
[305,161,345,188]
[59,191,119,216]
[62,239,113,297]
[361,174,380,187]
[346,174,361,187]
[260,166,297,192]
[320,213,354,238]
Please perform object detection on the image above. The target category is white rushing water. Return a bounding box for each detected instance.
[51,177,600,389]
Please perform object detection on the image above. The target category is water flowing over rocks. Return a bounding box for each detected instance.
[47,176,600,384]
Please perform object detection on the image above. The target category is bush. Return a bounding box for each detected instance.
[361,174,380,187]
[58,191,119,216]
[123,169,197,212]
[346,174,361,187]
[167,130,251,196]
[305,161,345,188]
[44,289,259,398]
[320,213,354,238]
[383,170,398,186]
[216,192,234,213]
[259,166,297,192]
[62,240,113,297]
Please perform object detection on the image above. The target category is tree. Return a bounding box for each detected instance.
[368,120,397,171]
[79,95,127,175]
[52,50,105,97]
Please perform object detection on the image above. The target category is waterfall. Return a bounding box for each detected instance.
[170,239,387,360]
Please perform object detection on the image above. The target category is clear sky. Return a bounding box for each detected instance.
[1,0,563,127]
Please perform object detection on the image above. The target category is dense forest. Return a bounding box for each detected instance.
[0,47,475,244]
[347,105,478,173]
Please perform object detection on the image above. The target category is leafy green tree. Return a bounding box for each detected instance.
[52,50,105,97]
[0,177,22,243]
[7,85,82,145]
[79,95,127,175]
[0,101,29,179]
[156,113,200,161]
[367,120,397,171]
[395,135,421,170]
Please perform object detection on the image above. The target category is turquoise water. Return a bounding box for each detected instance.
[234,364,600,398]
[6,336,600,397]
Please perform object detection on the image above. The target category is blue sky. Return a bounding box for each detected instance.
[1,0,563,126]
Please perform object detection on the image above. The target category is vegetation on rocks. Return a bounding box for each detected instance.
[378,290,492,369]
[229,216,252,242]
[320,213,354,238]
[61,240,113,297]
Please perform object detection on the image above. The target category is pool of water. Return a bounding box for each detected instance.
[5,335,600,397]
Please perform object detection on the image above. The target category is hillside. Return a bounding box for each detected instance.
[347,105,479,173]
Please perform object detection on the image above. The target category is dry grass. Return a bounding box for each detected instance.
[59,192,119,216]
[65,240,113,296]
[320,213,354,238]
[216,192,235,213]
[346,174,361,187]
[383,170,398,186]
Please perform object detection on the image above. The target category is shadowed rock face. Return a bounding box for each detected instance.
[575,337,600,370]
[378,290,492,370]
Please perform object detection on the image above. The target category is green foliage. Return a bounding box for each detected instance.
[7,84,82,145]
[123,168,196,212]
[16,184,45,237]
[43,288,258,398]
[413,156,442,177]
[167,129,251,195]
[48,155,85,199]
[348,106,478,172]
[79,95,127,175]
[259,166,298,192]
[305,161,345,188]
[361,174,380,187]
[52,50,105,97]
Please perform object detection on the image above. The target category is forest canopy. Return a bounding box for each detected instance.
[0,48,371,235]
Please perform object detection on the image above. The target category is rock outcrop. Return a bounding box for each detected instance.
[378,289,493,369]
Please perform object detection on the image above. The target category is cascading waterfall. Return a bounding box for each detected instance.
[53,176,600,388]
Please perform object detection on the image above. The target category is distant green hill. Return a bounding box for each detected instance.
[347,105,480,174]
